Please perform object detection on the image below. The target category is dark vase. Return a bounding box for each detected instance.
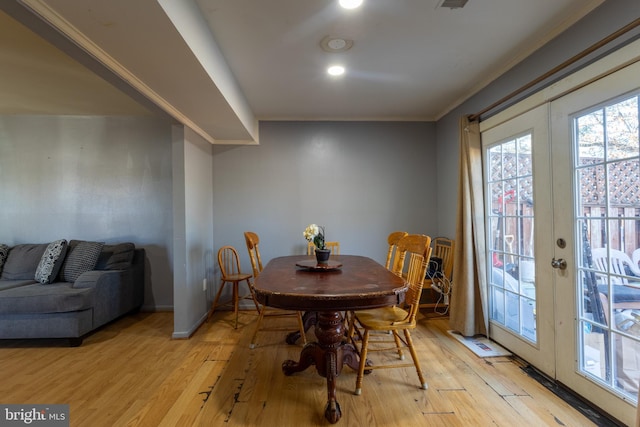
[315,248,331,265]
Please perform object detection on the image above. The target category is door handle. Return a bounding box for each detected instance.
[551,258,567,270]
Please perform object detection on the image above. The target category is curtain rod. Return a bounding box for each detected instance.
[469,18,640,122]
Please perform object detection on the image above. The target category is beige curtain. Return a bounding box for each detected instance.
[449,116,488,337]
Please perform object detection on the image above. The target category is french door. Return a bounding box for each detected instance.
[483,59,640,425]
[482,104,556,376]
[552,61,640,424]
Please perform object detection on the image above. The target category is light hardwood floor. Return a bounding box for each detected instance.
[0,310,602,426]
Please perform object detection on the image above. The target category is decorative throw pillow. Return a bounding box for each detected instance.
[60,240,104,283]
[0,244,9,275]
[34,239,68,284]
[95,243,135,270]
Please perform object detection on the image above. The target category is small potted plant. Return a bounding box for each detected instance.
[304,223,330,264]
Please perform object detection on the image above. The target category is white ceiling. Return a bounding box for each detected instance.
[1,0,604,143]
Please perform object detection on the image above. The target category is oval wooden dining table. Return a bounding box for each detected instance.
[253,255,407,424]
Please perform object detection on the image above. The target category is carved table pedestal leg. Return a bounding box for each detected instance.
[282,311,359,424]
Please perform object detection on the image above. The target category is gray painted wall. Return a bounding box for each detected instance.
[211,121,438,303]
[0,114,174,310]
[435,0,640,237]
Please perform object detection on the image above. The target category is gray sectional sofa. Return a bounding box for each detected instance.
[0,239,144,345]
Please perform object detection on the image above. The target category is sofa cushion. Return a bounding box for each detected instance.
[0,244,8,275]
[35,239,68,284]
[0,243,48,280]
[0,279,38,291]
[60,240,104,283]
[95,242,135,270]
[0,282,94,314]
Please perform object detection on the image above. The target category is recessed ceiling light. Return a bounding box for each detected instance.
[327,65,345,76]
[339,0,363,10]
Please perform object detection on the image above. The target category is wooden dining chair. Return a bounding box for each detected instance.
[344,231,408,328]
[245,232,306,348]
[307,241,340,256]
[420,237,455,308]
[348,234,432,396]
[385,231,408,270]
[208,245,259,329]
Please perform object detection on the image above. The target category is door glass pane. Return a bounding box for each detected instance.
[575,92,640,401]
[487,132,537,343]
